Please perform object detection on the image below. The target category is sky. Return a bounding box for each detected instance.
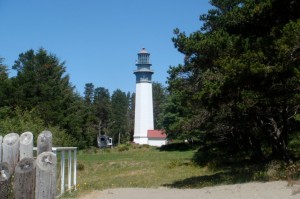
[0,0,212,95]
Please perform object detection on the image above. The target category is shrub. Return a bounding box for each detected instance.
[266,160,284,180]
[77,162,85,171]
[0,107,74,146]
[117,144,130,152]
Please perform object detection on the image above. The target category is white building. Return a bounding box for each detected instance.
[147,130,167,147]
[133,48,154,145]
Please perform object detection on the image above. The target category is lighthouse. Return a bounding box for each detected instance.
[133,48,154,145]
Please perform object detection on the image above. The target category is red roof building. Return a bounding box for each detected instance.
[147,130,167,138]
[147,130,167,147]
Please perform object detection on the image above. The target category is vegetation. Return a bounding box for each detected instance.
[0,1,299,184]
[160,0,300,163]
[0,50,167,148]
[62,144,299,198]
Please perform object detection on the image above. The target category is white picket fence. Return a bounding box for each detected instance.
[0,131,77,199]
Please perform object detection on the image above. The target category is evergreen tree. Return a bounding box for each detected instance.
[110,89,130,144]
[127,92,135,141]
[167,0,300,161]
[0,58,10,108]
[84,83,95,105]
[93,87,111,135]
[152,82,167,129]
[12,48,74,127]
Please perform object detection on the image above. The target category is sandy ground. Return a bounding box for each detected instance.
[78,181,300,199]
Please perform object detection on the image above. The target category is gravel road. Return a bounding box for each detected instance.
[78,181,300,199]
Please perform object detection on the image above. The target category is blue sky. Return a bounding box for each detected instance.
[0,0,212,95]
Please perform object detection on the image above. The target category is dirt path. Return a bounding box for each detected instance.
[78,181,299,199]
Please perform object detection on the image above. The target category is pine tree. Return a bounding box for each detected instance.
[167,0,300,161]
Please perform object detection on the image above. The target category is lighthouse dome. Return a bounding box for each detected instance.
[139,48,149,54]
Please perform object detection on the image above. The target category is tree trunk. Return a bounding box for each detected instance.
[2,132,20,174]
[269,117,290,161]
[37,130,52,156]
[14,158,36,199]
[20,131,34,160]
[272,137,290,161]
[36,151,57,199]
[0,162,11,199]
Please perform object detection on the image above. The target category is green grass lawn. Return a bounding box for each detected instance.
[61,143,299,198]
[62,144,206,197]
[75,145,204,190]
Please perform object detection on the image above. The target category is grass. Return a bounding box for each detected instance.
[62,144,205,197]
[60,143,300,198]
[76,145,202,190]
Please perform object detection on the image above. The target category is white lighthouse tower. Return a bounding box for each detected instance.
[133,48,154,145]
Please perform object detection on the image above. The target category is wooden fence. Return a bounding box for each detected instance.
[0,131,77,199]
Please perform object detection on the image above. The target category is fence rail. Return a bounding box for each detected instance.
[1,132,77,199]
[34,146,77,197]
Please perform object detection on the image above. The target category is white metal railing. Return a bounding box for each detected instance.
[53,147,77,197]
[34,147,77,197]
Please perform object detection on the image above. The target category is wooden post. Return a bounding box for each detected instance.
[36,151,57,199]
[37,130,52,156]
[20,131,34,160]
[14,158,36,199]
[2,132,19,174]
[0,136,2,162]
[0,162,11,199]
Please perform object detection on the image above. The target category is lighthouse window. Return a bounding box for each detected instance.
[139,54,149,64]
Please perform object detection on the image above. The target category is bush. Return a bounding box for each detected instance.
[77,162,85,171]
[266,160,284,180]
[117,144,130,152]
[0,107,75,147]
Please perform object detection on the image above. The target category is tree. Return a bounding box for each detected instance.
[110,89,130,144]
[127,92,135,141]
[84,83,94,105]
[12,48,74,127]
[167,0,300,161]
[0,57,11,108]
[152,82,167,129]
[93,87,111,135]
[64,93,96,148]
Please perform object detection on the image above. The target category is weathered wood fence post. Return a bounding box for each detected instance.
[36,151,57,199]
[0,162,11,199]
[14,157,36,199]
[37,130,52,155]
[2,132,20,174]
[20,131,34,160]
[0,136,2,162]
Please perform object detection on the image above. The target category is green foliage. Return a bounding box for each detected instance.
[0,59,11,108]
[165,0,300,162]
[117,144,130,152]
[84,83,95,105]
[152,82,167,129]
[11,48,75,127]
[0,107,43,138]
[93,86,112,135]
[77,161,85,171]
[0,48,140,149]
[0,107,74,146]
[110,89,130,144]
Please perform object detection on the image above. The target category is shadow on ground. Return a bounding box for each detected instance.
[159,142,199,152]
[163,166,267,188]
